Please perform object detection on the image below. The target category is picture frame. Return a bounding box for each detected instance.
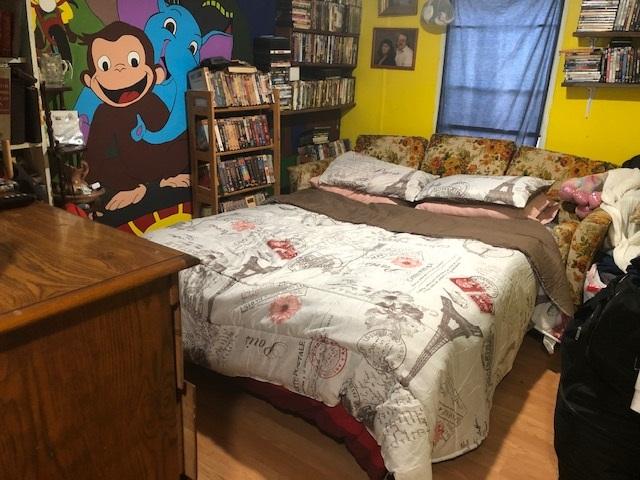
[378,0,418,17]
[371,28,418,71]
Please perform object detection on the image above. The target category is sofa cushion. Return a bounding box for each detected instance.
[354,135,429,170]
[421,134,517,176]
[288,158,335,192]
[506,146,617,181]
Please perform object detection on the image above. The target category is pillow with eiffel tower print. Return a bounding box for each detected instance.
[417,174,553,208]
[317,151,439,202]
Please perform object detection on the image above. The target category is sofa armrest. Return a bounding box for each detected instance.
[565,208,612,305]
[287,158,335,192]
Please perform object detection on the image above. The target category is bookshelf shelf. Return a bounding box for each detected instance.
[187,89,281,217]
[574,31,640,38]
[10,142,43,151]
[562,81,640,88]
[291,28,359,38]
[282,103,356,116]
[195,144,275,160]
[291,62,357,69]
[219,183,275,198]
[216,144,275,157]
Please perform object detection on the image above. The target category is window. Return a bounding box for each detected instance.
[436,0,564,146]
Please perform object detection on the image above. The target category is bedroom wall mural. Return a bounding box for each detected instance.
[31,0,274,235]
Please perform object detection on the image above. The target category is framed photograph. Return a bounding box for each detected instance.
[378,0,418,16]
[371,28,418,70]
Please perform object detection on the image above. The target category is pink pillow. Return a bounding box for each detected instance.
[309,177,401,205]
[415,193,559,224]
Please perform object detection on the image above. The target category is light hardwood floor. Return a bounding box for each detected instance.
[188,333,561,480]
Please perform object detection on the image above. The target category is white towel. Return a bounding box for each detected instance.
[600,168,640,272]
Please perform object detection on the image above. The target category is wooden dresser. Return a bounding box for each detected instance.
[0,204,199,479]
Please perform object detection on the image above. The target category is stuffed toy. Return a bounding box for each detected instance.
[559,172,608,219]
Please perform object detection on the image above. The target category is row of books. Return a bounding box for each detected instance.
[253,36,295,111]
[218,192,269,213]
[602,46,640,82]
[564,46,640,83]
[612,0,640,30]
[297,139,350,163]
[564,49,604,82]
[203,155,276,194]
[188,67,274,107]
[291,32,358,65]
[577,0,640,31]
[290,77,355,110]
[299,126,330,144]
[577,0,620,31]
[196,115,272,152]
[279,0,362,34]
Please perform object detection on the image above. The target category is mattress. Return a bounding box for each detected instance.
[147,201,542,479]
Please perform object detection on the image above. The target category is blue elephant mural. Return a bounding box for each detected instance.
[76,0,233,143]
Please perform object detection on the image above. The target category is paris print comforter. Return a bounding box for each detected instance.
[147,195,565,480]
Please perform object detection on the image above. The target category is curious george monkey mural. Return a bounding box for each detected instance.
[81,22,191,221]
[31,0,251,235]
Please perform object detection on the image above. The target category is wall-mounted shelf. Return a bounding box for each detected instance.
[562,81,640,88]
[282,103,356,116]
[574,31,640,38]
[291,28,359,38]
[291,62,357,69]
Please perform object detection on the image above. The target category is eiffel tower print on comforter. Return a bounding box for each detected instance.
[146,190,571,480]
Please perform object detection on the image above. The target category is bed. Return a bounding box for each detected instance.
[147,181,572,479]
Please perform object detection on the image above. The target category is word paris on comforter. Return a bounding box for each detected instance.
[147,189,571,480]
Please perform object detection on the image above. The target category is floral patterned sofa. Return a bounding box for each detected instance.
[287,133,618,306]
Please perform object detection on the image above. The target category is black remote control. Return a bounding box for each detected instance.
[0,193,36,210]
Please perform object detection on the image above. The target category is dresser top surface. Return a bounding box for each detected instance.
[0,203,197,330]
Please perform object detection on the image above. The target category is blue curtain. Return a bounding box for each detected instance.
[436,0,564,146]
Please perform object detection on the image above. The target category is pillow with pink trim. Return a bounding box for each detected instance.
[310,177,403,205]
[415,193,560,224]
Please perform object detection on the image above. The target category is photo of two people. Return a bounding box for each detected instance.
[371,28,418,70]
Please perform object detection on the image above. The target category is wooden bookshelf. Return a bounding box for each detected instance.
[574,31,640,38]
[282,103,356,116]
[562,81,640,88]
[291,62,357,69]
[291,28,359,38]
[186,89,281,218]
[273,0,361,184]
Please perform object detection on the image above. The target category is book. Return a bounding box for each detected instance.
[187,67,212,91]
[215,154,276,194]
[0,66,10,141]
[297,139,350,163]
[227,60,258,74]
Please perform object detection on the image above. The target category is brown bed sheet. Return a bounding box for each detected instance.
[274,189,574,316]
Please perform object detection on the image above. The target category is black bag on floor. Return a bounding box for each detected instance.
[555,257,640,480]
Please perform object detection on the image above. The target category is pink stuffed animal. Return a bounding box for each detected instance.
[559,173,608,219]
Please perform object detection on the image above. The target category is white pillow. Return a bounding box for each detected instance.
[417,174,553,208]
[318,151,439,202]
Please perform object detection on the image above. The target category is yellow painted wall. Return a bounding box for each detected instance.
[545,0,640,164]
[341,5,445,142]
[342,0,639,165]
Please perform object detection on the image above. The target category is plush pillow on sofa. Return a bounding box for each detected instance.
[420,134,517,176]
[506,146,617,181]
[418,174,553,208]
[354,135,429,170]
[318,151,438,202]
[415,193,560,224]
[309,177,403,205]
